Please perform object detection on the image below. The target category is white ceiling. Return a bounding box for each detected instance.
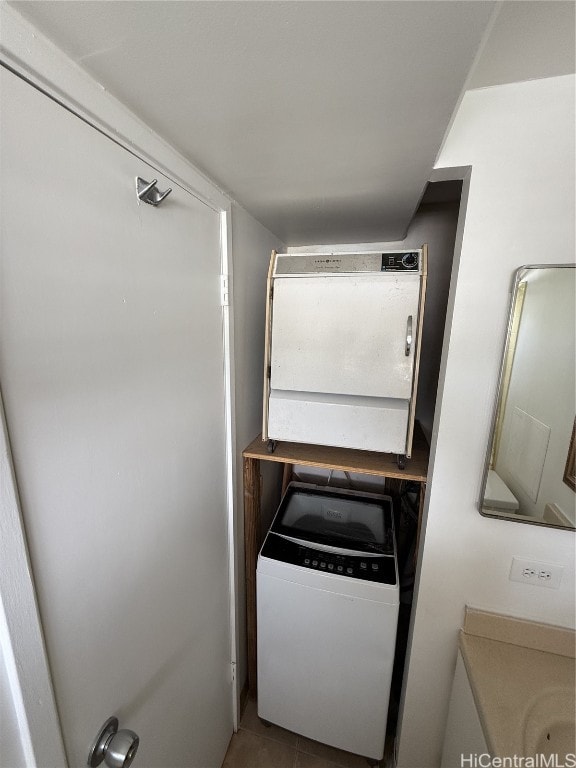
[8,1,573,245]
[468,1,575,90]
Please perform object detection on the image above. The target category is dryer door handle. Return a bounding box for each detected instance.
[405,315,413,356]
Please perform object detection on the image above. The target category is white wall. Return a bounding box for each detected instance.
[397,74,575,768]
[230,203,285,695]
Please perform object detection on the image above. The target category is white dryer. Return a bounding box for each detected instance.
[257,483,399,762]
[262,248,427,460]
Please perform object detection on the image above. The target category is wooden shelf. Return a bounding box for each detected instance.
[243,424,428,482]
[241,427,430,694]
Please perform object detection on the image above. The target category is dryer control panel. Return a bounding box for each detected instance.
[274,250,422,276]
[380,251,420,272]
[260,534,397,585]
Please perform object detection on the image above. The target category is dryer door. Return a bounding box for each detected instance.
[270,273,420,400]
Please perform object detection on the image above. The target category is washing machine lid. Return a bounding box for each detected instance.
[270,483,394,556]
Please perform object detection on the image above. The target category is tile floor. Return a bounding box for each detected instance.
[221,698,394,768]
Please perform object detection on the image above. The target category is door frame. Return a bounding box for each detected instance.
[0,6,240,765]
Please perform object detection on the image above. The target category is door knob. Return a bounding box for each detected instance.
[88,717,140,768]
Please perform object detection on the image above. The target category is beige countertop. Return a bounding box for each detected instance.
[459,608,575,758]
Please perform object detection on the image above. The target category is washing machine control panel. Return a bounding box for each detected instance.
[260,534,396,585]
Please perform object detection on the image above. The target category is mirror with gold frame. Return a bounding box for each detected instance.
[480,264,575,529]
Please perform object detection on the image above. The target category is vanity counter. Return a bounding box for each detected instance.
[459,608,575,758]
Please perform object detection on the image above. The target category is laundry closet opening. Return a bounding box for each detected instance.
[240,178,463,764]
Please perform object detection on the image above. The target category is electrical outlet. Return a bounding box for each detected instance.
[510,557,563,589]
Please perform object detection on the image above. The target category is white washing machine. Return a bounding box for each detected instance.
[257,483,399,762]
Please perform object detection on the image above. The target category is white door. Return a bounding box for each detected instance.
[270,275,421,399]
[0,68,232,767]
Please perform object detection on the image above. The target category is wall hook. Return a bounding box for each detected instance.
[136,177,172,207]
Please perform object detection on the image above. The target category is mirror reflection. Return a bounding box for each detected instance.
[481,264,575,529]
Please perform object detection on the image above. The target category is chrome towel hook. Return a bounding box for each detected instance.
[136,176,172,207]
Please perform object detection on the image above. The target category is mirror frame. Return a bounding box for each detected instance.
[479,263,575,530]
